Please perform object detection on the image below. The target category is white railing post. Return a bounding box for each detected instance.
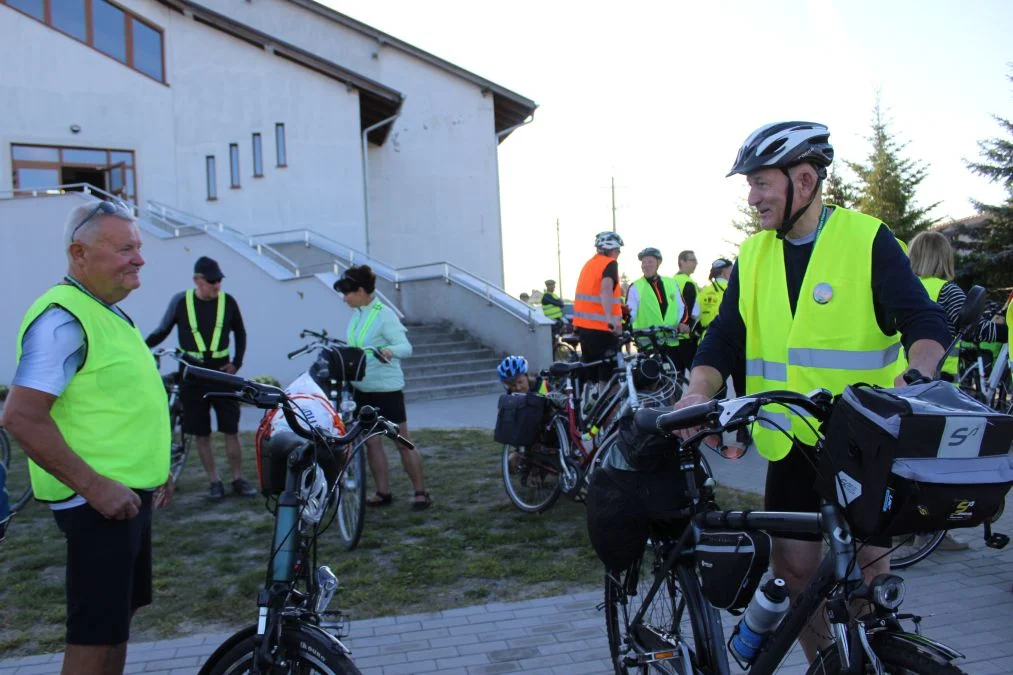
[444,263,451,285]
[256,244,263,255]
[304,231,310,247]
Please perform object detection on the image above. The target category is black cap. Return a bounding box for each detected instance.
[710,258,733,275]
[194,256,224,282]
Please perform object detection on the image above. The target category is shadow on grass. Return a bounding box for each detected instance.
[0,428,762,656]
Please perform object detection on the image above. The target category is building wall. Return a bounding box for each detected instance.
[0,0,367,249]
[201,0,507,285]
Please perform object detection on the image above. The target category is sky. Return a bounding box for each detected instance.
[324,0,1012,297]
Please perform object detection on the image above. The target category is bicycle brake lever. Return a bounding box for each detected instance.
[395,435,416,450]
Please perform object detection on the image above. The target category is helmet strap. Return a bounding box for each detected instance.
[776,168,822,240]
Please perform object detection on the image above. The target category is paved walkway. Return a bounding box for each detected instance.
[4,394,1013,674]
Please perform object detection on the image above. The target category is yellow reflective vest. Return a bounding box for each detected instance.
[738,207,901,460]
[697,278,727,338]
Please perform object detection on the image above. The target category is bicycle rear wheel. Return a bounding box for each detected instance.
[1,429,33,513]
[200,623,361,674]
[807,631,966,674]
[502,417,564,513]
[890,531,946,569]
[336,444,366,551]
[169,405,192,483]
[604,539,720,674]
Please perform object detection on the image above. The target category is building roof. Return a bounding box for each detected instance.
[157,0,404,144]
[286,0,538,138]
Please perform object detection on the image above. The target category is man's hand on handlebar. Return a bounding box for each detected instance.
[220,363,237,375]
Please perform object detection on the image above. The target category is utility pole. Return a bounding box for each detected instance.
[556,218,563,297]
[611,176,617,232]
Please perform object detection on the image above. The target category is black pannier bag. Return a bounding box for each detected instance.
[817,382,1013,538]
[696,530,772,611]
[615,410,681,472]
[494,392,548,447]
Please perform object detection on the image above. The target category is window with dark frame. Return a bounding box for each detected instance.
[275,123,287,167]
[252,133,264,177]
[206,156,217,201]
[1,0,166,83]
[10,143,138,202]
[229,144,240,188]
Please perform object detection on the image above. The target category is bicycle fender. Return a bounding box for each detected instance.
[290,621,354,657]
[881,632,965,663]
[197,624,258,675]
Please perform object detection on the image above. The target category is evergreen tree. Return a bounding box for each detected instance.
[965,69,1013,289]
[847,99,939,242]
[824,164,857,209]
[728,199,762,248]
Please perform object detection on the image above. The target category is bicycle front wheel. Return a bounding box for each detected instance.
[169,406,192,483]
[604,540,720,674]
[337,445,367,551]
[201,623,361,675]
[890,531,946,570]
[501,417,564,513]
[807,631,966,674]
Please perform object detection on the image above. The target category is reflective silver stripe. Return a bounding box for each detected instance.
[745,358,788,382]
[788,342,901,371]
[574,311,608,321]
[575,293,601,302]
[756,410,791,432]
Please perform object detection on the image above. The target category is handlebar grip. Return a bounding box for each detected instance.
[287,347,306,359]
[656,400,720,432]
[182,365,249,391]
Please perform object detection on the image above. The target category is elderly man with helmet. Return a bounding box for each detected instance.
[675,121,950,663]
[573,232,625,382]
[625,247,687,363]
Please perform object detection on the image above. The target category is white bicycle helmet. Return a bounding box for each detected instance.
[638,247,662,261]
[595,231,624,253]
[727,121,834,239]
[299,465,332,529]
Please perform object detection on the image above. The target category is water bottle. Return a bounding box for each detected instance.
[729,578,790,666]
[580,425,599,453]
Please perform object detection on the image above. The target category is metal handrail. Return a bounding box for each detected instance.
[0,183,138,215]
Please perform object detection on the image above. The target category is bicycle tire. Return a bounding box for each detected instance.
[0,427,9,469]
[890,531,946,570]
[501,417,564,513]
[336,444,366,551]
[554,342,579,363]
[200,623,361,675]
[806,631,966,674]
[1,429,33,514]
[168,406,192,484]
[604,540,718,674]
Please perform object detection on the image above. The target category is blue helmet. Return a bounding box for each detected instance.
[497,355,529,382]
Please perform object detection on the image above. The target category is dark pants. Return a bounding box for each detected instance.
[577,328,619,382]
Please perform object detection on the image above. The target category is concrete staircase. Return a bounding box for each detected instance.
[402,323,504,402]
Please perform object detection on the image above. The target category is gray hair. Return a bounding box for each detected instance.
[64,200,137,254]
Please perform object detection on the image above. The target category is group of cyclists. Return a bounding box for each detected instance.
[496,120,1013,671]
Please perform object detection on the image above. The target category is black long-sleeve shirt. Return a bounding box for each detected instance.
[145,291,247,370]
[695,224,951,382]
[936,281,1008,344]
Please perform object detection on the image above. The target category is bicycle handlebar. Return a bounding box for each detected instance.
[291,330,390,364]
[651,388,834,437]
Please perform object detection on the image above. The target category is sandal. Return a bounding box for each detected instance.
[412,490,433,511]
[366,491,393,507]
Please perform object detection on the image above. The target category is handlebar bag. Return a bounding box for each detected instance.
[817,382,1013,538]
[696,530,771,611]
[310,346,367,388]
[255,391,345,496]
[494,392,547,447]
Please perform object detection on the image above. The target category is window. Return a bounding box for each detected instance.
[252,133,264,177]
[92,0,126,63]
[275,123,287,167]
[1,0,166,83]
[229,144,240,188]
[206,156,217,201]
[10,144,137,202]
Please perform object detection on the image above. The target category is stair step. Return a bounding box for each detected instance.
[403,380,504,403]
[412,341,487,355]
[404,348,499,363]
[404,369,500,387]
[402,357,502,377]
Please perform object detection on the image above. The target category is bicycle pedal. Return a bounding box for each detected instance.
[985,532,1010,549]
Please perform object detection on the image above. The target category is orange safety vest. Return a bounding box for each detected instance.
[573,254,622,331]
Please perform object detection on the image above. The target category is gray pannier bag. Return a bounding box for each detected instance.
[816,381,1013,541]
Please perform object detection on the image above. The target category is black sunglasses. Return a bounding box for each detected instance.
[72,200,131,240]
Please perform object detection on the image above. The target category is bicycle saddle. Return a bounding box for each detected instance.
[561,335,581,346]
[548,361,599,376]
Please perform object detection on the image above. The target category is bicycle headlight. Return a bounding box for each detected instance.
[314,565,339,614]
[868,574,906,611]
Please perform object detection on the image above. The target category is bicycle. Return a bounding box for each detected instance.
[0,427,33,544]
[286,329,391,551]
[602,388,990,674]
[501,334,684,513]
[552,320,581,363]
[187,364,410,674]
[153,348,192,483]
[956,342,1010,413]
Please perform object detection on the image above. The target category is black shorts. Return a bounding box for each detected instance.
[576,328,619,382]
[764,442,890,547]
[181,382,241,436]
[52,491,153,645]
[353,389,407,425]
[672,338,697,372]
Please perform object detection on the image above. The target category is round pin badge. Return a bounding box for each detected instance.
[813,282,833,305]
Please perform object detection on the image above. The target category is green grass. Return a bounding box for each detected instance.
[0,428,762,656]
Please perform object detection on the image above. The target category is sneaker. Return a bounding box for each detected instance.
[232,477,258,497]
[207,481,225,502]
[935,533,969,551]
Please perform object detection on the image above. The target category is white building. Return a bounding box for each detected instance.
[0,0,553,391]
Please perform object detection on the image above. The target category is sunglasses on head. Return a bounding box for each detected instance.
[72,199,132,240]
[335,271,361,294]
